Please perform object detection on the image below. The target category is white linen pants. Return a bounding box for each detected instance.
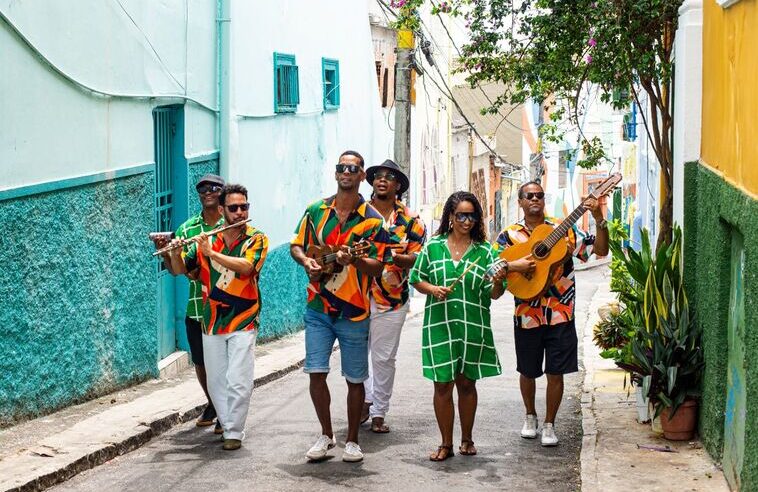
[202,329,257,440]
[364,300,410,419]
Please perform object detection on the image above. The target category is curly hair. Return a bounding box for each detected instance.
[219,183,248,205]
[435,191,487,243]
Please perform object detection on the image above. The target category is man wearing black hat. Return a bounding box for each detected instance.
[154,173,224,432]
[361,160,426,433]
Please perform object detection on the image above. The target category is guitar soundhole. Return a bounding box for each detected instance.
[533,242,549,259]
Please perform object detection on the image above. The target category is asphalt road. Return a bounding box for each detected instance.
[54,268,604,492]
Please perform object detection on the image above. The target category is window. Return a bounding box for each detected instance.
[322,58,340,110]
[274,53,299,113]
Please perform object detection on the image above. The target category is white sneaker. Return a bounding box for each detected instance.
[342,441,364,462]
[541,423,559,446]
[521,414,538,439]
[305,434,336,461]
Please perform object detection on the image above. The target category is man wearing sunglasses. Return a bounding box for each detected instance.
[290,150,391,463]
[361,159,426,434]
[153,174,224,432]
[165,184,269,451]
[493,180,608,447]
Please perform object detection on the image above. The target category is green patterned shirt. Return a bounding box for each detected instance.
[176,212,224,320]
[409,234,502,382]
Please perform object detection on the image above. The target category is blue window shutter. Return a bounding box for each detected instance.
[274,52,298,113]
[322,58,340,110]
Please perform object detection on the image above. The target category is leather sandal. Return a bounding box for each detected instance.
[459,439,477,456]
[429,445,454,461]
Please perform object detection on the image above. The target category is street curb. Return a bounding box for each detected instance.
[578,276,613,492]
[574,257,611,271]
[4,355,306,492]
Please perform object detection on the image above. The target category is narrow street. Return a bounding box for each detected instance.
[54,269,603,491]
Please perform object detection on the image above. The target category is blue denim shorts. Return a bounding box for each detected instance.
[303,308,370,383]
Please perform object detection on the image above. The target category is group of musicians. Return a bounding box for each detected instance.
[153,149,608,460]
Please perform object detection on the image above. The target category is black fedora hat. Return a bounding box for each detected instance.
[366,159,409,195]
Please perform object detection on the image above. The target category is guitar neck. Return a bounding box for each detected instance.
[543,204,587,249]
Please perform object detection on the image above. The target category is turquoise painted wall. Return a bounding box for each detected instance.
[0,172,157,426]
[257,244,308,341]
[684,161,758,489]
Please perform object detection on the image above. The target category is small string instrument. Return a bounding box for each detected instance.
[305,240,405,280]
[491,173,622,301]
[305,240,372,280]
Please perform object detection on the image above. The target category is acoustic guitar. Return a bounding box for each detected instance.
[487,173,622,301]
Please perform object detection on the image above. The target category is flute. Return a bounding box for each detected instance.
[151,219,252,257]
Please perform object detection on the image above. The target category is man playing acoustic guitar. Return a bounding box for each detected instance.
[290,150,391,463]
[494,181,608,447]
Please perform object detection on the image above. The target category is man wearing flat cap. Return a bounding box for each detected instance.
[154,173,224,433]
[361,160,427,433]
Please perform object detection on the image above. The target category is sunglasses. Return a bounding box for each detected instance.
[374,171,397,182]
[523,191,545,200]
[454,212,478,223]
[336,164,362,174]
[197,184,222,194]
[225,203,250,212]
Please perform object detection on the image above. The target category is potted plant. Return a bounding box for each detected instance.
[623,227,704,440]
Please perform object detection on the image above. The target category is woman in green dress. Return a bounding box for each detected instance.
[409,191,510,461]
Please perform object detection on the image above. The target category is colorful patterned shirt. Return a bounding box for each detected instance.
[493,217,594,329]
[176,213,224,321]
[291,194,391,321]
[184,225,268,335]
[371,200,427,312]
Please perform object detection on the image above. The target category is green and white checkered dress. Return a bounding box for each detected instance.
[409,234,502,382]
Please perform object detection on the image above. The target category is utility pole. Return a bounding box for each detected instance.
[394,29,414,202]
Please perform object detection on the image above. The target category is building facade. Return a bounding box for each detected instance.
[0,0,391,425]
[677,0,757,489]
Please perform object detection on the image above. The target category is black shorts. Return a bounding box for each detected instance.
[514,319,578,378]
[185,317,205,366]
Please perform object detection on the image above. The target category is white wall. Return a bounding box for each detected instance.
[0,0,217,190]
[672,0,703,228]
[227,0,393,246]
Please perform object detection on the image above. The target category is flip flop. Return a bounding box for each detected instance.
[371,421,390,433]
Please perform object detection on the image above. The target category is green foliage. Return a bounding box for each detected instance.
[593,309,627,351]
[616,226,704,417]
[391,0,679,245]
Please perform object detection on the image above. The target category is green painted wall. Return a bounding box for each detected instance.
[684,161,758,489]
[0,172,157,426]
[258,244,308,341]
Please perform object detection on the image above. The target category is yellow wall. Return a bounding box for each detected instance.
[701,0,758,197]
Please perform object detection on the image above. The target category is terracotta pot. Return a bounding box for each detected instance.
[660,399,698,441]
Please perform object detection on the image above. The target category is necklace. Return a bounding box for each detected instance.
[448,236,471,259]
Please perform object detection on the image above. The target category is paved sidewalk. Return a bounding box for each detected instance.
[0,332,306,492]
[579,269,729,491]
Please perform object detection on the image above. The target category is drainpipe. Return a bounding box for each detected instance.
[216,0,231,179]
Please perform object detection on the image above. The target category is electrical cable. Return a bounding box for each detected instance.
[0,7,218,114]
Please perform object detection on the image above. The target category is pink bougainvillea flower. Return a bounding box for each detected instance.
[391,0,407,7]
[585,54,593,64]
[588,38,597,47]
